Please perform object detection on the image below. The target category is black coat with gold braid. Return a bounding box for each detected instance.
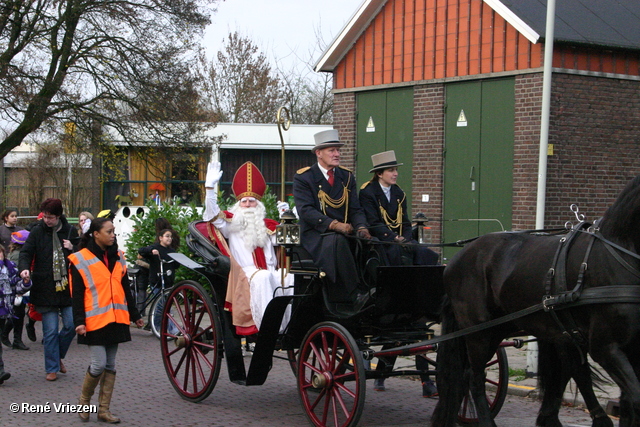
[359,180,412,242]
[293,163,368,301]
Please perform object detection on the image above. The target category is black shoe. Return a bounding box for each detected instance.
[12,341,29,350]
[373,378,386,391]
[26,323,36,342]
[422,380,438,398]
[0,371,10,384]
[0,337,10,348]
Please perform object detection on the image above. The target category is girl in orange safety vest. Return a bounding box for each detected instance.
[69,218,144,423]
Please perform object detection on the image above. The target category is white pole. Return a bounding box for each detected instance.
[536,0,556,230]
[529,0,556,378]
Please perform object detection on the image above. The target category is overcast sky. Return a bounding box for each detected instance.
[204,0,364,71]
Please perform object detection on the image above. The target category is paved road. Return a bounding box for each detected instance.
[0,326,617,426]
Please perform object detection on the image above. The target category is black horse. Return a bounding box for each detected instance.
[432,174,640,427]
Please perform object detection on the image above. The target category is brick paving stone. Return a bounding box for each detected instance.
[0,324,618,426]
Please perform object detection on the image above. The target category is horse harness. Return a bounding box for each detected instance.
[542,220,640,358]
[542,221,595,351]
[390,222,640,365]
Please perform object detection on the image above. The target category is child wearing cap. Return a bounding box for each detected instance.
[1,230,32,350]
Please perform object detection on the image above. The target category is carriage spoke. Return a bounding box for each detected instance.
[162,281,222,402]
[171,344,189,372]
[182,348,192,392]
[486,378,499,387]
[332,383,353,417]
[297,322,365,427]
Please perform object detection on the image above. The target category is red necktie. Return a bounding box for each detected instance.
[327,169,334,186]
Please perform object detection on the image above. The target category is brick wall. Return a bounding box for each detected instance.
[512,73,543,230]
[544,73,640,226]
[413,84,445,245]
[333,92,357,169]
[334,72,640,241]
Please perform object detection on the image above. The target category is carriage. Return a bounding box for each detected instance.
[155,175,640,427]
[156,214,518,427]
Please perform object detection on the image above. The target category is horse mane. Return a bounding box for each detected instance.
[599,174,640,245]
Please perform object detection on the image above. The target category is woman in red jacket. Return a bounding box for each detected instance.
[70,218,144,423]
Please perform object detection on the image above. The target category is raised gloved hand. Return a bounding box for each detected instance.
[203,160,222,221]
[205,160,223,188]
[357,228,372,240]
[276,201,290,218]
[329,220,353,235]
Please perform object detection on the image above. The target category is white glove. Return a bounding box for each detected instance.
[205,161,223,188]
[277,201,290,218]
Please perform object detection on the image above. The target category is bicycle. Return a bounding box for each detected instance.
[129,255,177,339]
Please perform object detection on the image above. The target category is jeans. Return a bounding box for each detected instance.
[41,306,75,373]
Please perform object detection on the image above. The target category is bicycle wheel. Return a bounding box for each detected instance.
[148,289,171,339]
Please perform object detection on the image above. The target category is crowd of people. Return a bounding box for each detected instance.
[0,128,440,421]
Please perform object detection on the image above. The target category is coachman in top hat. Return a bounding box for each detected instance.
[293,129,373,308]
[358,150,439,396]
[359,150,439,266]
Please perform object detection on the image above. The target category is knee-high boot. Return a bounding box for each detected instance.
[97,369,120,423]
[78,368,101,421]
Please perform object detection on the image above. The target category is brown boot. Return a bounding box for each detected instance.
[97,369,120,423]
[78,369,101,421]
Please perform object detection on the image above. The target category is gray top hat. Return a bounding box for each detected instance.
[369,150,403,173]
[312,129,344,152]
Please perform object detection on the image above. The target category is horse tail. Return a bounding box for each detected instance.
[431,295,468,427]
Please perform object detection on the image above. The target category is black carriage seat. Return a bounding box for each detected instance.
[186,220,231,278]
[288,245,318,271]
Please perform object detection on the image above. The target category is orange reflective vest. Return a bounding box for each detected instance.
[69,248,130,332]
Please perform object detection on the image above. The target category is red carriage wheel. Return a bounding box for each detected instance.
[297,322,366,427]
[161,280,223,402]
[457,346,509,424]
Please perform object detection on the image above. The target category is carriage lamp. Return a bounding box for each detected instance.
[276,210,300,246]
[413,213,429,244]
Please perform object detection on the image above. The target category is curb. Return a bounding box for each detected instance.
[507,382,619,418]
[507,383,536,397]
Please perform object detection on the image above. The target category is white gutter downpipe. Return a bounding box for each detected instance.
[528,0,556,378]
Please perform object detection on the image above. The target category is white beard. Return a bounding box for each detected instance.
[228,202,270,250]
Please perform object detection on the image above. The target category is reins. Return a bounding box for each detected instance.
[321,226,569,248]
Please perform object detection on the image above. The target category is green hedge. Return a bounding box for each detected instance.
[123,186,288,284]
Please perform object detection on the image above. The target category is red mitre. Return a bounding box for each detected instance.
[232,161,266,200]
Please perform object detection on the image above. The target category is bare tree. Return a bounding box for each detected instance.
[280,71,333,125]
[12,141,93,215]
[0,0,220,159]
[205,32,284,123]
[275,25,333,125]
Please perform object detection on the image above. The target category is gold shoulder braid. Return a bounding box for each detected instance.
[378,192,406,236]
[317,172,351,220]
